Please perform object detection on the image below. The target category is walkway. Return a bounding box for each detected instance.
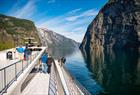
[0,46,90,95]
[21,72,50,95]
[0,47,47,95]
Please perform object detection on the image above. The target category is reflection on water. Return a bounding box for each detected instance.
[49,46,140,95]
[65,50,103,95]
[49,47,103,95]
[48,46,77,59]
[84,48,140,95]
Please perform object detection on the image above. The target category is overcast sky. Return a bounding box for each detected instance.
[0,0,108,42]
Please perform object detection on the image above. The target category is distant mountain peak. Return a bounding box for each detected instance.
[37,28,80,48]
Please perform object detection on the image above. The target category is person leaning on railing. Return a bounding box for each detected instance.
[37,57,42,72]
[58,57,66,66]
[61,57,66,64]
[46,54,53,74]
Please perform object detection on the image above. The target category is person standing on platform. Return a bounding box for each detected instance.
[41,52,48,73]
[24,45,29,61]
[58,57,66,66]
[37,58,41,72]
[61,57,66,64]
[16,46,24,60]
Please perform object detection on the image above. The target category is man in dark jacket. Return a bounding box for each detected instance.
[46,54,53,73]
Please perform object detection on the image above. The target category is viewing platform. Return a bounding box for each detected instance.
[21,72,50,95]
[0,47,90,95]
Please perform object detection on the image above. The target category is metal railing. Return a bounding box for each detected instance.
[62,66,91,95]
[48,59,65,95]
[0,52,39,95]
[48,60,91,95]
[61,66,81,95]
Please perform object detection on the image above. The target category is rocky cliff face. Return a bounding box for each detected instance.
[0,14,40,50]
[38,28,79,48]
[80,0,140,52]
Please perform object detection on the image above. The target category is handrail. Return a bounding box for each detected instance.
[48,59,66,95]
[62,66,91,95]
[61,66,81,95]
[55,60,70,95]
[0,60,21,71]
[49,60,91,95]
[0,51,39,94]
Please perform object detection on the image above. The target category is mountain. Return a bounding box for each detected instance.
[0,14,40,50]
[38,28,79,48]
[37,28,79,57]
[80,0,140,53]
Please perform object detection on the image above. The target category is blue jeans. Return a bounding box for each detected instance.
[42,63,47,73]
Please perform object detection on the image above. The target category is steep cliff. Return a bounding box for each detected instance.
[0,14,40,50]
[38,28,79,48]
[38,28,79,58]
[80,0,140,52]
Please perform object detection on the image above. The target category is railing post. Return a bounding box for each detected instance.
[4,68,7,93]
[27,59,29,68]
[22,60,23,72]
[15,63,17,81]
[29,56,31,64]
[29,55,31,65]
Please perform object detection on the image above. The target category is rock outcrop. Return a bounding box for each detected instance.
[80,0,140,52]
[0,14,40,50]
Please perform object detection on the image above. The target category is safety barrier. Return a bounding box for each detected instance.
[48,59,65,95]
[63,66,91,95]
[0,52,39,95]
[49,60,91,95]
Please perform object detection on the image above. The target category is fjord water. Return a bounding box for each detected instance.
[50,47,140,95]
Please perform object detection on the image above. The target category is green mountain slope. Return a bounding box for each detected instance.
[0,14,40,50]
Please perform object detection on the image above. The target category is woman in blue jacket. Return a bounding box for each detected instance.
[41,53,48,73]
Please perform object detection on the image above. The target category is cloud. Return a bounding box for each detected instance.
[7,1,36,19]
[66,9,98,21]
[73,27,84,32]
[67,8,82,15]
[38,8,83,27]
[60,31,85,42]
[37,15,65,28]
[38,8,96,28]
[48,0,55,4]
[37,8,98,42]
[5,0,98,42]
[65,16,79,22]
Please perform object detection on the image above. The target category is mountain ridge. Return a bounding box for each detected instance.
[37,28,79,48]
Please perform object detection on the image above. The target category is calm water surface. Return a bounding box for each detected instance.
[50,47,140,95]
